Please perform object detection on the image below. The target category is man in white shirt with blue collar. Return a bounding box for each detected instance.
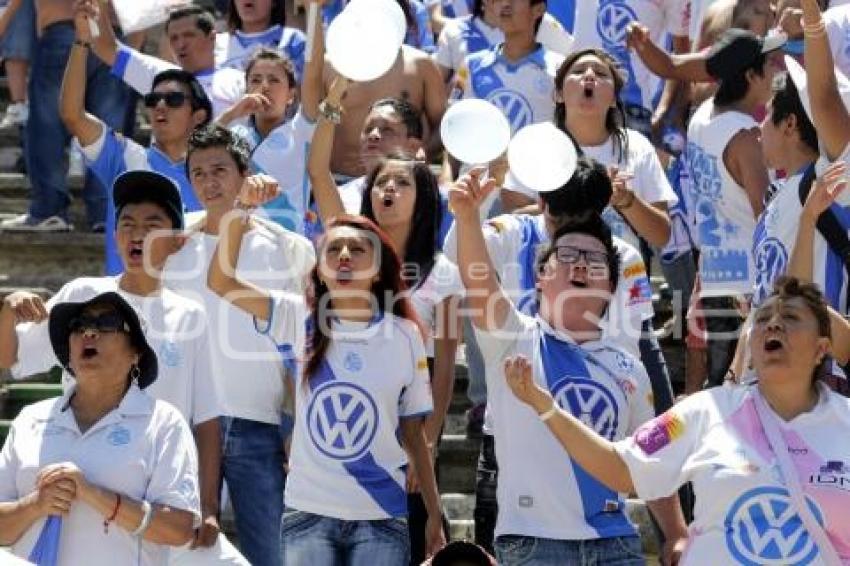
[455,0,563,133]
[87,5,245,119]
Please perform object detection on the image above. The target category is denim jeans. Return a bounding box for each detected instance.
[473,434,498,555]
[701,295,745,388]
[25,21,133,226]
[495,534,644,566]
[638,320,675,416]
[221,417,286,566]
[463,308,487,407]
[280,509,410,566]
[0,0,35,59]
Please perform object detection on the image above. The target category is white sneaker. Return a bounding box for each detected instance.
[0,214,73,232]
[0,102,29,128]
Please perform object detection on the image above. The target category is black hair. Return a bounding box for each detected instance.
[540,157,613,220]
[714,52,767,106]
[531,0,546,34]
[165,5,216,34]
[360,151,442,289]
[186,124,252,176]
[151,69,213,126]
[227,0,285,31]
[770,72,819,155]
[473,0,485,18]
[555,48,630,163]
[245,47,297,88]
[536,214,621,292]
[370,97,424,141]
[115,198,179,230]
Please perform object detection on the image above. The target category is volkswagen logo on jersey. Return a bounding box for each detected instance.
[754,236,789,303]
[307,381,379,461]
[486,89,534,132]
[596,1,637,45]
[725,486,824,566]
[552,378,620,440]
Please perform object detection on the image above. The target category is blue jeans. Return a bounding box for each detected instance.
[25,21,133,226]
[639,320,675,416]
[221,417,286,566]
[463,300,487,407]
[495,535,644,566]
[280,509,410,566]
[0,0,35,59]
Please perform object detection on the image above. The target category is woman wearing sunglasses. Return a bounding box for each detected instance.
[0,292,200,565]
[449,169,688,565]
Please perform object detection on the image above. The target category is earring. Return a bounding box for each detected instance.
[130,364,141,385]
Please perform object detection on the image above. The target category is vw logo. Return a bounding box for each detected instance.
[307,382,379,461]
[725,486,824,566]
[486,89,533,131]
[552,378,619,440]
[596,2,638,46]
[754,237,788,296]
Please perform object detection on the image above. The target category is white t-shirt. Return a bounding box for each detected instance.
[505,129,678,252]
[409,254,464,356]
[285,314,433,520]
[11,276,221,427]
[824,4,850,78]
[435,16,510,74]
[230,110,317,236]
[475,308,654,540]
[443,213,653,357]
[456,43,564,133]
[572,0,691,111]
[615,384,850,565]
[686,99,760,297]
[0,386,200,566]
[162,225,315,424]
[214,25,307,79]
[111,43,246,119]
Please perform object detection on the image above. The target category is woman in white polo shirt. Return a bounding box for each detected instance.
[207,178,447,564]
[0,292,200,565]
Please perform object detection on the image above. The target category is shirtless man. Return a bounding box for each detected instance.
[323,44,446,179]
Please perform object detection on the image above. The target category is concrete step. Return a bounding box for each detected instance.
[437,434,479,494]
[0,231,104,291]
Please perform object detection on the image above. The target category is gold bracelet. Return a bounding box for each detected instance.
[803,19,826,36]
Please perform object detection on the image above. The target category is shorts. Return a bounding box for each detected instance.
[0,0,36,60]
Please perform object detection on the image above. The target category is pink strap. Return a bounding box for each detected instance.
[752,390,843,566]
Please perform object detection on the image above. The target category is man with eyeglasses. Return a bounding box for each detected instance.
[0,170,249,565]
[58,0,212,276]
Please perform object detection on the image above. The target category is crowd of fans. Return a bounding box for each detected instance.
[1,0,850,564]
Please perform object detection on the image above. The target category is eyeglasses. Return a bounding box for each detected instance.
[554,245,609,268]
[143,91,188,109]
[68,313,130,335]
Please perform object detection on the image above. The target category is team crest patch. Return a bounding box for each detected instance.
[627,278,652,305]
[417,358,429,371]
[634,411,684,455]
[107,425,132,446]
[343,352,363,372]
[623,262,646,279]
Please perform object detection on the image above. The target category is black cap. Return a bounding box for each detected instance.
[431,541,495,566]
[113,170,184,230]
[49,292,158,389]
[706,29,787,81]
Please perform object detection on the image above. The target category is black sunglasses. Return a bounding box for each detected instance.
[143,91,188,109]
[68,313,130,335]
[554,245,609,268]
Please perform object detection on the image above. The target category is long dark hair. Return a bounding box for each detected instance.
[304,215,423,381]
[227,0,286,32]
[396,0,419,45]
[360,152,442,290]
[554,48,630,164]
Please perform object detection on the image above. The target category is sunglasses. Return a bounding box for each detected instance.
[554,245,609,268]
[143,91,188,109]
[68,313,130,335]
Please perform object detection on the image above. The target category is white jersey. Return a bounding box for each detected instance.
[475,308,654,540]
[444,213,653,357]
[686,99,759,297]
[0,386,200,566]
[230,110,316,236]
[214,25,307,79]
[285,314,433,520]
[111,43,246,118]
[10,276,220,427]
[409,253,464,356]
[825,4,850,78]
[616,384,850,565]
[162,225,315,424]
[435,16,502,73]
[456,43,563,133]
[572,0,691,112]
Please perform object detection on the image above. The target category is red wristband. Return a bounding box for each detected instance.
[104,493,121,534]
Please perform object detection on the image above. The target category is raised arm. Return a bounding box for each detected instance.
[424,296,460,447]
[419,54,448,159]
[207,175,280,321]
[801,0,850,160]
[449,168,511,331]
[300,0,327,122]
[626,22,712,83]
[0,292,48,369]
[60,0,105,146]
[306,77,350,223]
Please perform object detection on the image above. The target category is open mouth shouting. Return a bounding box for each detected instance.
[81,345,99,360]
